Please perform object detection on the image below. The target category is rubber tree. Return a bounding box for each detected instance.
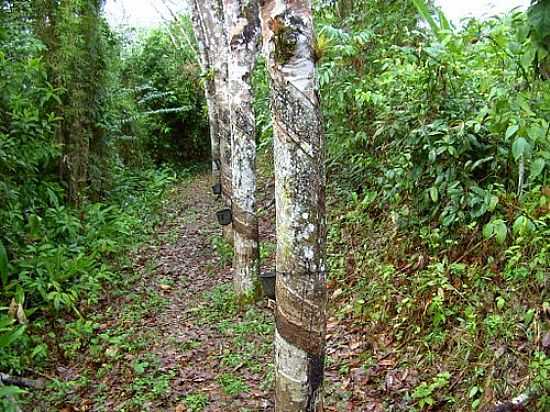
[224,0,261,297]
[189,0,220,178]
[259,1,327,410]
[195,0,233,243]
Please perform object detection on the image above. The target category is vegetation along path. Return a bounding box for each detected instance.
[30,172,276,411]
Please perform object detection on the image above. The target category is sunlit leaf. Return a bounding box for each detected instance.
[530,158,546,179]
[512,137,530,161]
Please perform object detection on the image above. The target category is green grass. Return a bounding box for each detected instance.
[183,392,209,411]
[217,373,250,396]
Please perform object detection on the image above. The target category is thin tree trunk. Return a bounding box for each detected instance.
[196,0,233,243]
[225,0,261,297]
[189,0,220,178]
[260,1,327,410]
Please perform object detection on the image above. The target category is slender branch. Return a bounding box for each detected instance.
[0,372,44,389]
[159,0,198,57]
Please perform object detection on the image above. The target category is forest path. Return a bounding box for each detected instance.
[28,169,385,412]
[30,172,276,412]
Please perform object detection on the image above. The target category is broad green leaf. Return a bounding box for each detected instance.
[437,9,452,32]
[513,215,528,235]
[512,137,530,161]
[482,222,494,240]
[0,325,26,349]
[505,125,519,140]
[520,47,536,70]
[530,158,545,179]
[527,125,546,143]
[524,308,535,325]
[429,187,438,202]
[494,221,507,244]
[0,241,8,286]
[0,385,26,397]
[487,195,499,212]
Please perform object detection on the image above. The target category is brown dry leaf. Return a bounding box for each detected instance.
[175,404,186,412]
[366,401,385,412]
[379,357,396,367]
[16,303,27,324]
[8,298,17,318]
[331,288,344,299]
[350,340,362,350]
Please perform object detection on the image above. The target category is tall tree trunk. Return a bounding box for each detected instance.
[189,0,220,178]
[225,0,260,297]
[196,0,233,243]
[260,1,327,410]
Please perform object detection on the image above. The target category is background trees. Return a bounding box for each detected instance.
[0,4,206,408]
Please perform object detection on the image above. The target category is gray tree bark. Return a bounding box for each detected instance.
[259,1,327,410]
[192,0,233,243]
[225,0,261,298]
[189,0,220,178]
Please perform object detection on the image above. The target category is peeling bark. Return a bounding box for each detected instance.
[260,1,327,410]
[225,0,261,297]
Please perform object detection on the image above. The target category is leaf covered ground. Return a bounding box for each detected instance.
[26,166,548,412]
[28,173,276,411]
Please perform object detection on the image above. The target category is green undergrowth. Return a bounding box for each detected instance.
[0,166,191,410]
[308,1,550,410]
[196,284,274,406]
[326,195,549,411]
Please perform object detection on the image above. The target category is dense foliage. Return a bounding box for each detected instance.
[1,0,548,410]
[252,0,549,409]
[0,2,206,409]
[313,0,549,409]
[121,21,209,165]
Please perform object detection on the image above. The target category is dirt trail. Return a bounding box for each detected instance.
[30,173,276,412]
[28,170,381,412]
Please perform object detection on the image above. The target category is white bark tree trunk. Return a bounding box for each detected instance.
[189,0,220,177]
[225,0,261,298]
[260,1,327,410]
[193,0,233,243]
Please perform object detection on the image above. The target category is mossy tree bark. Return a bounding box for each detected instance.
[225,0,261,297]
[260,0,327,410]
[189,0,220,179]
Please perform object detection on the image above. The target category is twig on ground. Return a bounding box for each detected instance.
[492,390,532,412]
[0,372,45,389]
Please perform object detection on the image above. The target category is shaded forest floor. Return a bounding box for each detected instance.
[25,168,387,411]
[28,172,276,411]
[25,166,545,412]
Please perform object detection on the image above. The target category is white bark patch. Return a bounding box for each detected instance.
[275,329,308,390]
